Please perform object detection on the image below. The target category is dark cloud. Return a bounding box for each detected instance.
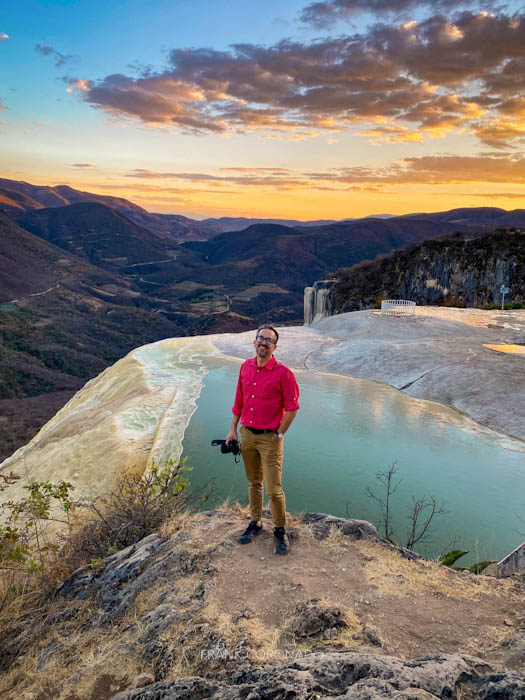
[125,154,525,191]
[70,163,96,168]
[461,191,525,198]
[219,167,293,173]
[35,43,76,68]
[125,169,312,189]
[67,9,525,146]
[300,1,480,27]
[94,183,236,196]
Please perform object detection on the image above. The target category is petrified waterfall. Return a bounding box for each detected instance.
[304,280,336,324]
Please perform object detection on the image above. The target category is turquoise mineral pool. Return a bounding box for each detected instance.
[181,354,525,565]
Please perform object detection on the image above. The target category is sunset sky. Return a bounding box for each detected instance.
[1,0,525,219]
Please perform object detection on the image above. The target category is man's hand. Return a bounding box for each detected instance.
[225,428,238,445]
[275,410,298,440]
[226,415,240,445]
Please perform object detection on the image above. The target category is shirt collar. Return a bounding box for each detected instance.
[249,355,277,370]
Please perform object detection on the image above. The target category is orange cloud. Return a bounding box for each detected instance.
[66,79,91,93]
[357,125,423,143]
[307,153,525,185]
[472,119,525,148]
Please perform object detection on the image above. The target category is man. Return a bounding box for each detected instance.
[225,325,300,555]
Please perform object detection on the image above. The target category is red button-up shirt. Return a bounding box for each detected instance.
[232,356,300,431]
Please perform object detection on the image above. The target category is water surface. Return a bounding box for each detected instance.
[181,355,525,565]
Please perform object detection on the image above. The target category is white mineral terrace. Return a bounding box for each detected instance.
[1,307,524,508]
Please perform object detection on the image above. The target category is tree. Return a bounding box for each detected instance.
[365,461,401,543]
[365,462,446,551]
[406,494,446,550]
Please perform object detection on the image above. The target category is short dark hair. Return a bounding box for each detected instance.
[256,325,279,343]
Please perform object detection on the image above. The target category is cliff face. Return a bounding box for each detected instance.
[334,230,525,313]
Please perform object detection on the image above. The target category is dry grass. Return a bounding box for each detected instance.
[228,501,250,516]
[462,626,515,658]
[131,580,172,618]
[0,614,148,700]
[198,598,285,667]
[323,523,354,550]
[354,539,517,601]
[158,508,198,538]
[175,572,203,599]
[201,599,236,637]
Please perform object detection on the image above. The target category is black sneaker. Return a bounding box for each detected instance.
[274,527,289,555]
[238,520,263,544]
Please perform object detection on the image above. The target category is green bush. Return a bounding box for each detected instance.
[0,476,73,576]
[439,549,469,567]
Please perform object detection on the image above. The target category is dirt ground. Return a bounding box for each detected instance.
[180,508,524,670]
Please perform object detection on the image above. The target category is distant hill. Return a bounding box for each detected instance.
[0,213,99,302]
[0,187,45,219]
[398,207,525,228]
[0,178,178,239]
[19,202,181,270]
[0,211,245,462]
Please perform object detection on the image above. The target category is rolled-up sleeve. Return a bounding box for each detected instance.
[281,368,300,412]
[232,366,244,415]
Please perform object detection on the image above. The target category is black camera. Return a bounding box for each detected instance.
[211,439,241,456]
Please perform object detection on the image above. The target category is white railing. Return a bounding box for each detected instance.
[381,299,416,316]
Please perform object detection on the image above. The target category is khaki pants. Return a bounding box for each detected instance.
[240,425,286,527]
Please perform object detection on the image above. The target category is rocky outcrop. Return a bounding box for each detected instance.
[304,279,337,324]
[108,651,525,699]
[2,508,523,700]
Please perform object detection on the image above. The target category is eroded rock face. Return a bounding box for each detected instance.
[108,650,525,700]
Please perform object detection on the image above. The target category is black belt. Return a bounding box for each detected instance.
[245,427,276,434]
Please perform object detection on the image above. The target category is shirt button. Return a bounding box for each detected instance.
[251,394,255,398]
[250,407,253,411]
[253,382,256,385]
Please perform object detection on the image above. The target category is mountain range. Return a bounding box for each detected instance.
[1,174,524,461]
[0,177,339,243]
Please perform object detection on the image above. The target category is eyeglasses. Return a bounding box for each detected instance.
[255,335,277,345]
